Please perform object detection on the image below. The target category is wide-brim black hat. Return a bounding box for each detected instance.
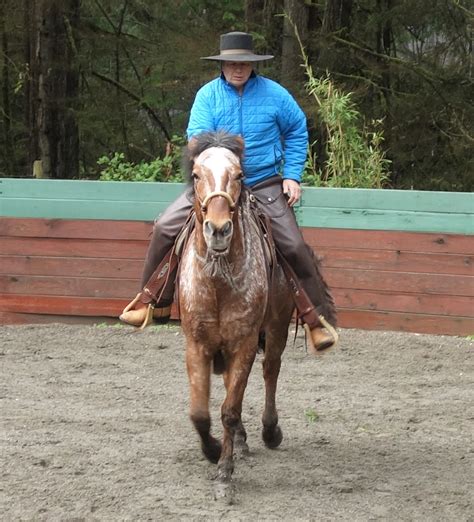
[201,31,274,62]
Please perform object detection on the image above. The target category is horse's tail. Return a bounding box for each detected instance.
[307,245,338,327]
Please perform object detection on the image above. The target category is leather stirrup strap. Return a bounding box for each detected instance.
[140,209,196,307]
[255,210,278,324]
[140,248,179,305]
[277,250,323,330]
[257,212,278,271]
[175,212,196,319]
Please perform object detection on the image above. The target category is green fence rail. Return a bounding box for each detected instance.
[1,178,473,234]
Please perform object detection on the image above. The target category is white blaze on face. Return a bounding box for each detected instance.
[195,147,239,191]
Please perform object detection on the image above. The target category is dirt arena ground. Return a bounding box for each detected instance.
[1,323,473,520]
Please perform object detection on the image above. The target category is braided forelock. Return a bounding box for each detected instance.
[183,131,245,184]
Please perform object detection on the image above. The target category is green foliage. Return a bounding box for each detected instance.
[93,322,125,328]
[317,0,472,191]
[304,408,320,423]
[98,136,185,182]
[301,72,391,188]
[1,0,472,189]
[286,15,391,189]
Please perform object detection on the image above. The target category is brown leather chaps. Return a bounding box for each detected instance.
[140,176,336,326]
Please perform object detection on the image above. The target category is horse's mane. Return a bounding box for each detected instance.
[183,131,244,183]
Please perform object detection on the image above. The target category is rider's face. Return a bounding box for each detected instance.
[221,61,253,92]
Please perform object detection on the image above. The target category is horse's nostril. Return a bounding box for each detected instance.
[204,220,216,236]
[221,221,232,237]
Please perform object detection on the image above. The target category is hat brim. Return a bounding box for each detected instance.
[201,53,274,62]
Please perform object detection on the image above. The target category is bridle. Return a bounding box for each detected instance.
[199,190,237,214]
[193,144,242,216]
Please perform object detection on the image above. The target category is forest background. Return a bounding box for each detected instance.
[0,0,472,191]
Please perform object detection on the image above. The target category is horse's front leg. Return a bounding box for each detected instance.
[217,342,257,483]
[261,328,287,449]
[186,341,221,463]
[222,372,249,458]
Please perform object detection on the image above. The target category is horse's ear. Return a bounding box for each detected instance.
[184,137,199,183]
[187,137,198,156]
[235,136,245,158]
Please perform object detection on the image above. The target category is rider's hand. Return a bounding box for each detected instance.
[282,179,301,207]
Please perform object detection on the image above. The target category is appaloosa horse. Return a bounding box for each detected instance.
[178,131,294,495]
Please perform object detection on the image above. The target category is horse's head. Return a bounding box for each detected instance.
[187,131,245,255]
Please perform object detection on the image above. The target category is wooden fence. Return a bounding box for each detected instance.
[1,178,473,336]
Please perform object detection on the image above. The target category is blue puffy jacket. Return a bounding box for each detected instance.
[186,72,308,186]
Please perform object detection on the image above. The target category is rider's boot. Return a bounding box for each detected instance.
[119,252,177,328]
[304,314,339,355]
[120,294,171,328]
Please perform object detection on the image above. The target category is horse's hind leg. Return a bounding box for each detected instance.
[186,344,221,463]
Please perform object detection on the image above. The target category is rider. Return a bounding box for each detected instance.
[120,31,338,352]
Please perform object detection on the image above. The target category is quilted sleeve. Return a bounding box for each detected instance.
[186,85,216,139]
[277,92,308,183]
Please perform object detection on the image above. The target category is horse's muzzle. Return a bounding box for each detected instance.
[204,219,233,253]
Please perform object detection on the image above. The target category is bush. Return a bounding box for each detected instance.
[98,136,185,182]
[302,75,391,188]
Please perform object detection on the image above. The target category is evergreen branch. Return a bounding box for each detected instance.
[89,2,144,94]
[93,0,119,35]
[82,20,152,43]
[327,70,412,98]
[331,35,438,82]
[117,0,129,35]
[90,70,171,141]
[447,0,474,17]
[330,35,453,108]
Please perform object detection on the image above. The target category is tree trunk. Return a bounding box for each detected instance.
[376,0,393,107]
[322,0,353,34]
[1,2,15,176]
[263,0,284,72]
[27,0,80,179]
[281,0,308,89]
[319,0,353,72]
[24,0,38,174]
[245,0,264,29]
[245,0,283,75]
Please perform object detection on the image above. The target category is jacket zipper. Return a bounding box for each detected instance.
[238,93,243,135]
[224,75,245,136]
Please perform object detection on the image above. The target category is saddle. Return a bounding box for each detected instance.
[138,193,322,332]
[139,199,277,311]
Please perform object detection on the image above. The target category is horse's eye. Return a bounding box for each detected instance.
[235,171,244,180]
[192,172,199,180]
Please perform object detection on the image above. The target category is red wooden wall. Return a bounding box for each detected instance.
[1,217,473,335]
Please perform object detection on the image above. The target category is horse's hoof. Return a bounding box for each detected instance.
[214,463,234,502]
[202,438,222,464]
[262,424,283,449]
[213,480,234,504]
